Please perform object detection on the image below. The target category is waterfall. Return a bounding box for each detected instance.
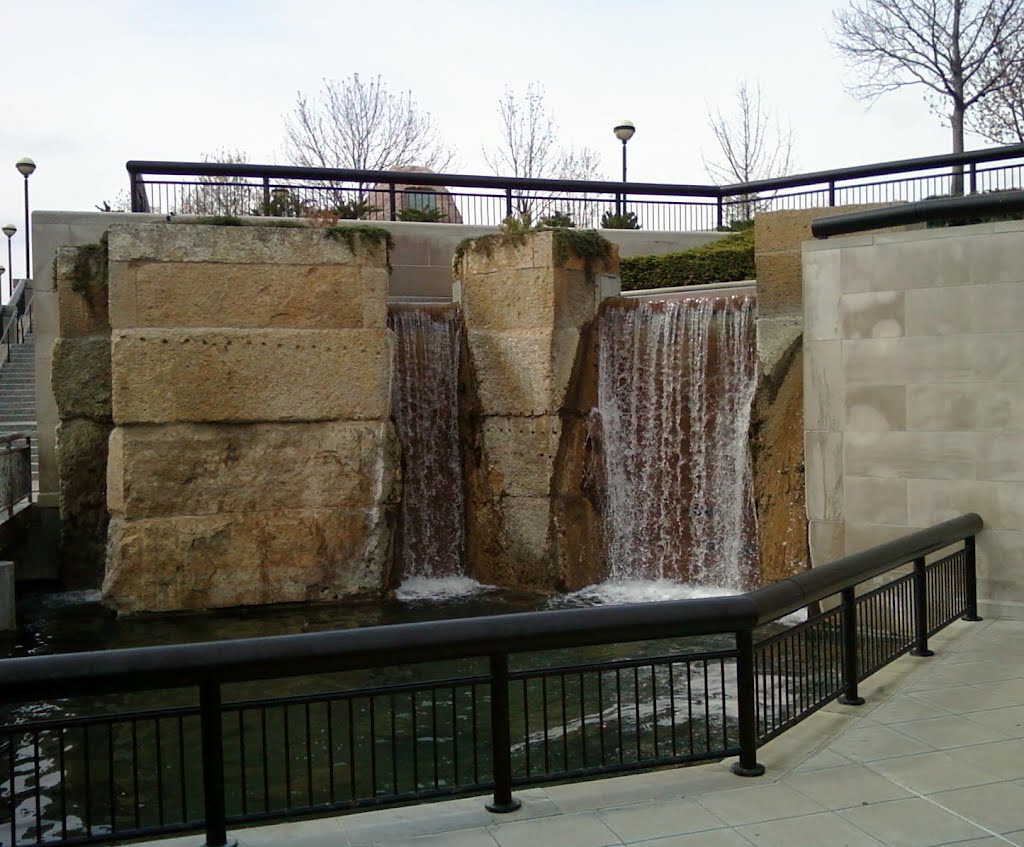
[597,294,758,590]
[389,307,469,593]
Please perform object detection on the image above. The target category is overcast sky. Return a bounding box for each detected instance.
[0,0,992,280]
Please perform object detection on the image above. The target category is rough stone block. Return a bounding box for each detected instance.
[111,262,387,330]
[56,418,111,589]
[107,222,388,267]
[499,496,552,570]
[52,337,112,422]
[481,416,561,497]
[467,329,580,416]
[755,205,895,254]
[55,246,109,338]
[107,420,399,519]
[104,506,395,614]
[461,267,598,331]
[111,328,393,424]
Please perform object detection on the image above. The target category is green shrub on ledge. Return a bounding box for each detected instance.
[620,228,755,291]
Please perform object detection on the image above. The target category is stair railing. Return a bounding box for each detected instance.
[0,280,31,372]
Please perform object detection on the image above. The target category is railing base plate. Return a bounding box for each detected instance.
[838,694,865,706]
[911,648,935,657]
[962,613,983,622]
[486,799,522,814]
[730,761,765,778]
[202,839,237,847]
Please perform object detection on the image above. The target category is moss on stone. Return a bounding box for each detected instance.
[323,225,394,272]
[69,236,109,304]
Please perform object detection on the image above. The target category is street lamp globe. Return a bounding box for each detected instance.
[613,121,636,143]
[1,225,15,239]
[15,158,36,178]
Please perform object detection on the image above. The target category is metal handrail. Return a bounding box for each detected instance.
[127,143,1024,211]
[811,189,1024,237]
[0,514,983,846]
[0,514,981,703]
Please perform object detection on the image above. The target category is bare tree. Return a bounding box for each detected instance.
[177,148,253,216]
[969,73,1024,142]
[833,0,1024,193]
[284,74,455,174]
[484,82,605,224]
[703,82,795,223]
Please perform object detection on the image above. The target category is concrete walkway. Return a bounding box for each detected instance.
[157,617,1024,847]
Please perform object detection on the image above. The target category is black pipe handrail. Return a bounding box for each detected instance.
[811,189,1024,238]
[126,143,1024,209]
[0,513,981,704]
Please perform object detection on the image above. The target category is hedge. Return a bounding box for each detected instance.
[620,228,755,291]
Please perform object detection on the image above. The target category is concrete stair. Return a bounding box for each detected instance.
[0,334,38,486]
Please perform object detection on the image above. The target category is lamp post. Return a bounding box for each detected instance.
[613,121,635,217]
[1,226,13,301]
[15,158,35,280]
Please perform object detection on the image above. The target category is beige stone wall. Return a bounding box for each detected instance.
[803,220,1024,618]
[457,231,618,591]
[102,223,397,614]
[52,245,112,589]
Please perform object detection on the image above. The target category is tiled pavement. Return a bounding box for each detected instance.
[154,618,1024,847]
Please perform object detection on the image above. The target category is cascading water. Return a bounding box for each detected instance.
[596,293,758,593]
[389,307,481,599]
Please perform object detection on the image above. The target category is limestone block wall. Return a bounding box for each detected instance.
[457,232,618,591]
[102,223,398,614]
[52,243,112,589]
[803,220,1024,617]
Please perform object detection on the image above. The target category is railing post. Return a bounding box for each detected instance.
[838,588,865,706]
[730,628,765,777]
[828,180,836,206]
[198,681,236,847]
[716,196,724,230]
[911,556,934,657]
[504,188,514,220]
[969,162,978,195]
[962,536,983,621]
[261,177,271,214]
[389,183,398,221]
[486,654,521,813]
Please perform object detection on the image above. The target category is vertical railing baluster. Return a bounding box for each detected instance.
[911,556,935,657]
[485,654,520,813]
[505,189,514,219]
[828,180,836,206]
[730,629,765,777]
[389,184,397,222]
[198,681,234,847]
[963,536,983,621]
[261,177,271,214]
[838,588,866,706]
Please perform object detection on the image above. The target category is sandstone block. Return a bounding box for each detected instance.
[755,250,803,319]
[108,421,399,519]
[481,416,561,497]
[467,328,580,416]
[111,328,393,424]
[755,205,886,253]
[104,506,395,614]
[107,222,388,267]
[55,246,109,338]
[110,262,387,330]
[461,267,600,331]
[56,418,111,588]
[52,337,112,422]
[498,496,553,585]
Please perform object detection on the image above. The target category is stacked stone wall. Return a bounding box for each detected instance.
[102,224,398,614]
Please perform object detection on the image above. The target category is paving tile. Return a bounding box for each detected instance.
[828,724,937,762]
[489,813,623,847]
[838,797,991,846]
[735,811,885,846]
[694,782,825,826]
[945,739,1024,780]
[783,763,912,809]
[866,696,953,725]
[931,782,1024,834]
[911,684,1023,714]
[630,830,752,847]
[544,766,736,813]
[599,799,724,842]
[961,705,1024,738]
[869,750,1000,794]
[793,748,854,772]
[372,827,500,847]
[886,715,1009,750]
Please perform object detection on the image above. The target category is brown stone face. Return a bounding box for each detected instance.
[52,337,112,423]
[110,328,393,425]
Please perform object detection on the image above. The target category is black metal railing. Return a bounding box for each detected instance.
[0,514,982,846]
[0,436,30,520]
[127,143,1024,231]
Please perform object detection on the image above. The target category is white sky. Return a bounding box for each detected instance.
[0,0,992,279]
